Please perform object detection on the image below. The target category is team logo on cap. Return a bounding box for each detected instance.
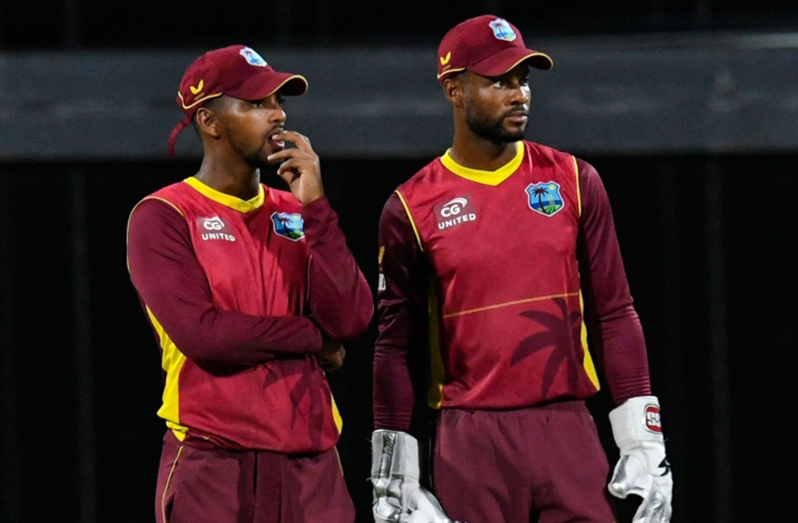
[489,18,517,42]
[440,52,452,65]
[271,212,304,241]
[526,181,564,217]
[240,47,268,67]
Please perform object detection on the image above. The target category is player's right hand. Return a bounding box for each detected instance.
[371,430,460,523]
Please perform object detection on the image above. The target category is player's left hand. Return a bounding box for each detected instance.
[267,130,324,205]
[608,395,673,523]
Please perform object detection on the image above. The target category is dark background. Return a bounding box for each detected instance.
[2,1,797,522]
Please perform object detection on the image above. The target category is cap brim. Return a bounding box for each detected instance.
[227,70,308,101]
[469,48,553,77]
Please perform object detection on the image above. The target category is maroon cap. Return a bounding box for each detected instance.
[168,45,308,156]
[437,15,553,84]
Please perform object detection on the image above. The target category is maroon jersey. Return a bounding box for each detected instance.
[374,141,650,429]
[128,177,373,453]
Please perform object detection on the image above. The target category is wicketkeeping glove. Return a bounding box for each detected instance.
[371,430,459,523]
[608,395,673,523]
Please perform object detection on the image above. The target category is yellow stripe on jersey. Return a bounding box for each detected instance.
[573,156,582,217]
[184,177,265,213]
[579,291,601,391]
[443,291,581,319]
[395,190,424,253]
[427,279,445,409]
[331,392,343,434]
[440,141,524,186]
[147,306,190,438]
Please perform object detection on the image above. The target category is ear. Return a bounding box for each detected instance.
[195,106,222,139]
[443,77,465,109]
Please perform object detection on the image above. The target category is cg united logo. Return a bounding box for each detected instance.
[644,404,663,433]
[434,195,477,231]
[198,216,236,242]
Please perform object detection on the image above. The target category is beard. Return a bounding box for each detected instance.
[464,104,527,143]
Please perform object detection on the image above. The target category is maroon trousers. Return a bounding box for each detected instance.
[155,431,355,523]
[434,401,617,523]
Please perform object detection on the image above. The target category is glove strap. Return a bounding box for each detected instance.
[609,395,664,448]
[371,430,421,482]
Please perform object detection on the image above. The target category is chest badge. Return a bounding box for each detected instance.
[525,181,564,217]
[271,212,305,241]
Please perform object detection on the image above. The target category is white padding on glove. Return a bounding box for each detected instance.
[371,430,457,523]
[608,395,673,523]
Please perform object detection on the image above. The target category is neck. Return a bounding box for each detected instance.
[449,128,518,171]
[194,154,261,201]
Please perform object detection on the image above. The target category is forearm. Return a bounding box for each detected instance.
[373,346,415,431]
[304,196,373,340]
[128,199,322,366]
[577,159,652,404]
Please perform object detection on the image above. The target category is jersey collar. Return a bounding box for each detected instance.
[184,177,265,213]
[440,141,524,186]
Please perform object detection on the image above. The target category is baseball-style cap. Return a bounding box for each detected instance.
[168,45,308,157]
[437,15,553,84]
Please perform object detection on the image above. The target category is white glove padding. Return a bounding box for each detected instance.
[608,396,673,523]
[371,430,458,523]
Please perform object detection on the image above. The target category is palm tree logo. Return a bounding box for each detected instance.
[511,297,585,399]
[525,182,564,216]
[271,212,305,241]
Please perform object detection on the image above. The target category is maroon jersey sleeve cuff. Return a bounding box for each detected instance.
[577,159,652,404]
[301,196,374,341]
[128,198,322,366]
[373,193,423,431]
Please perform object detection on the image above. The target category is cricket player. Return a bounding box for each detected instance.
[370,15,673,523]
[127,45,373,523]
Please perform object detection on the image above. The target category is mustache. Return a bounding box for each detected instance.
[503,108,529,118]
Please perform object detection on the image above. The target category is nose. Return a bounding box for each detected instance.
[269,107,287,124]
[509,83,530,106]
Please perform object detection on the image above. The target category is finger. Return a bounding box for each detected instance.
[274,130,312,153]
[608,455,646,499]
[276,158,303,178]
[632,488,663,523]
[267,147,301,164]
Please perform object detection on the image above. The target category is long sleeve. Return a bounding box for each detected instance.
[373,193,425,431]
[128,198,323,366]
[302,197,373,341]
[576,159,652,404]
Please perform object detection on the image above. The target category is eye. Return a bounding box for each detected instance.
[249,100,264,108]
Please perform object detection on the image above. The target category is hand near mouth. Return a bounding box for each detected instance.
[266,130,325,205]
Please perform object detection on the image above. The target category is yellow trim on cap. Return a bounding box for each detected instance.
[184,177,265,212]
[268,75,309,97]
[499,51,554,75]
[178,90,223,110]
[440,141,524,186]
[437,66,466,79]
